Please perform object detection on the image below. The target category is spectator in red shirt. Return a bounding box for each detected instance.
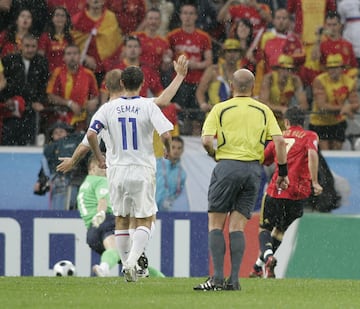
[103,35,163,104]
[38,6,73,73]
[105,0,146,35]
[319,11,358,79]
[47,44,99,132]
[71,0,123,85]
[217,0,272,37]
[254,8,305,96]
[167,3,213,135]
[132,8,173,82]
[0,8,33,58]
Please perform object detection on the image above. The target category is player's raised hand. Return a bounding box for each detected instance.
[174,55,188,77]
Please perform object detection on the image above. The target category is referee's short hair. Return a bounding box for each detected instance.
[284,106,305,126]
[121,66,144,91]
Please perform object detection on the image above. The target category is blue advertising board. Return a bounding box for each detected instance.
[0,210,208,277]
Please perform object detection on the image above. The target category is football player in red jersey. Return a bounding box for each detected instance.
[250,106,323,278]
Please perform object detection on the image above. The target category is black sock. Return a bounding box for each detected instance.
[209,229,225,284]
[229,231,245,284]
[272,237,282,254]
[259,230,273,256]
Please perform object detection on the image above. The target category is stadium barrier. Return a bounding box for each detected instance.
[1,211,359,279]
[0,210,209,277]
[285,213,360,279]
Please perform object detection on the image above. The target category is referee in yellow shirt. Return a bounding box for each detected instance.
[194,69,289,291]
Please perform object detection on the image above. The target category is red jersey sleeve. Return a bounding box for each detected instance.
[263,141,275,166]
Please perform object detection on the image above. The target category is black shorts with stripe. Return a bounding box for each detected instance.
[259,194,305,233]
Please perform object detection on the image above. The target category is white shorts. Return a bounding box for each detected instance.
[107,165,158,218]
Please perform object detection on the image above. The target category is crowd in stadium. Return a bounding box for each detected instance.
[0,0,359,150]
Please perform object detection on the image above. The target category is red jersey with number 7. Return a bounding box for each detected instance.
[264,126,319,200]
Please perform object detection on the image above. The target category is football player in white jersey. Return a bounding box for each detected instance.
[87,55,188,282]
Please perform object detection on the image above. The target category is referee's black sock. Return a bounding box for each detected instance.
[208,229,225,285]
[229,231,245,284]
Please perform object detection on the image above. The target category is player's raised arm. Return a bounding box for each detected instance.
[154,55,188,107]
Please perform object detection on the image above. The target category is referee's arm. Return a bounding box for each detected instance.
[202,135,216,158]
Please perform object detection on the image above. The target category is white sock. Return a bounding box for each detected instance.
[255,257,265,267]
[150,221,155,239]
[115,229,130,263]
[129,228,135,244]
[126,226,151,268]
[264,249,273,261]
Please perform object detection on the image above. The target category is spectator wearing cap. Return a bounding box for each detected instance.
[309,54,360,150]
[259,54,308,129]
[196,38,242,114]
[33,121,70,196]
[34,121,88,210]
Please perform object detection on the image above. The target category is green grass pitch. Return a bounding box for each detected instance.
[0,277,359,309]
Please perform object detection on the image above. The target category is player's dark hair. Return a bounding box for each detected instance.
[284,106,305,126]
[121,66,144,91]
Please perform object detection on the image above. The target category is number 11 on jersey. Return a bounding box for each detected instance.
[118,117,138,150]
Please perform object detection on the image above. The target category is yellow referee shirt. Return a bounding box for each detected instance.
[202,97,282,163]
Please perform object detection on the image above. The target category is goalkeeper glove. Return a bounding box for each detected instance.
[92,210,106,228]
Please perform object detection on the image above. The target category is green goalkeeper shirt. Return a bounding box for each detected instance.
[77,175,112,228]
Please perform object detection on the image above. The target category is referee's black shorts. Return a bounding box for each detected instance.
[208,159,262,219]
